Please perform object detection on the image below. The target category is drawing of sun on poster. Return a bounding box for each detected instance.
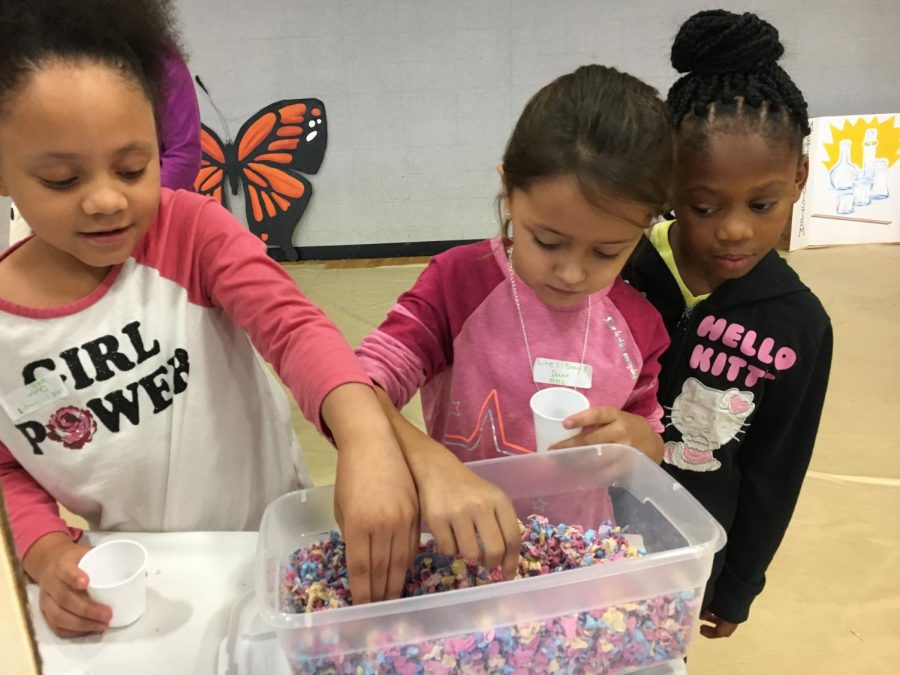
[788,114,900,250]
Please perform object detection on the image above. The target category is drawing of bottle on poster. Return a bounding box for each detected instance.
[789,114,900,250]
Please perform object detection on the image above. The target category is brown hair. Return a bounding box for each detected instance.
[499,64,674,235]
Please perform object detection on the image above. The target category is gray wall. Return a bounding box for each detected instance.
[4,1,899,248]
[175,0,900,248]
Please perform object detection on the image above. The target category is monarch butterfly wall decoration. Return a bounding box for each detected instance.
[193,77,327,261]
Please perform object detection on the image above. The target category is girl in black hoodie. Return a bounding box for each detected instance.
[624,10,833,639]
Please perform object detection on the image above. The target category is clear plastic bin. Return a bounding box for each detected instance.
[256,445,726,673]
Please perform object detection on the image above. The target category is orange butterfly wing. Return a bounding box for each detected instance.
[230,100,327,260]
[194,126,230,207]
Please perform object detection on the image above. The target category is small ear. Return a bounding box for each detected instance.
[497,165,512,220]
[496,164,509,196]
[793,154,810,202]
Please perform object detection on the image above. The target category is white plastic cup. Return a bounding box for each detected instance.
[530,387,590,453]
[77,539,148,628]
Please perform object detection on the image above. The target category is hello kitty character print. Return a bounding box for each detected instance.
[664,377,755,472]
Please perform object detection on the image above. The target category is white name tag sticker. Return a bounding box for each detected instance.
[1,374,68,421]
[533,358,592,389]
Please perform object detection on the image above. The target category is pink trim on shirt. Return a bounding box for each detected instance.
[0,239,123,319]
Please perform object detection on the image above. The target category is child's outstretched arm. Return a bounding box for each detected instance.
[160,195,420,603]
[706,321,833,632]
[355,253,520,578]
[373,388,521,580]
[1,442,110,636]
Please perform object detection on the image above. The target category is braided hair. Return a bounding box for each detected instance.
[667,10,810,151]
[0,0,183,118]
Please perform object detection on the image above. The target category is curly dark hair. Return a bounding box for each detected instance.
[0,0,183,118]
[500,64,674,233]
[667,9,810,151]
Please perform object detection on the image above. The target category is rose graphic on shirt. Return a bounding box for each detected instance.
[46,406,98,450]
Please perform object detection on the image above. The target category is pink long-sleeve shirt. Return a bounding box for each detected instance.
[357,239,669,461]
[0,189,368,558]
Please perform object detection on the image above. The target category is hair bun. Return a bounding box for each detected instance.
[671,9,784,76]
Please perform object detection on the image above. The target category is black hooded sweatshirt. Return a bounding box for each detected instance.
[623,237,833,624]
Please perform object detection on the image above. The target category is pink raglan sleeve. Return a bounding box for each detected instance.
[356,258,454,410]
[609,279,670,433]
[0,440,81,560]
[141,191,371,434]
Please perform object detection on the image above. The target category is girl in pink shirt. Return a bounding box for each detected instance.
[358,65,675,579]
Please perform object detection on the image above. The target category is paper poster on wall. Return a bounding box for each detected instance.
[789,114,900,250]
[193,78,327,261]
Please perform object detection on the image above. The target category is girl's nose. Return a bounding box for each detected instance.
[82,185,127,216]
[716,216,753,243]
[555,259,587,286]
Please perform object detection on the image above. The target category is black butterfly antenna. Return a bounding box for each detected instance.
[194,75,233,143]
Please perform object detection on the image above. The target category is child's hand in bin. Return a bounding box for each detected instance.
[553,407,664,464]
[23,532,112,637]
[326,382,420,606]
[333,431,420,606]
[700,609,739,638]
[412,438,520,581]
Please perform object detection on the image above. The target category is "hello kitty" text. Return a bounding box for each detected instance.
[689,315,797,387]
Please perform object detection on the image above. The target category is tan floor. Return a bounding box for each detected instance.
[285,244,900,674]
